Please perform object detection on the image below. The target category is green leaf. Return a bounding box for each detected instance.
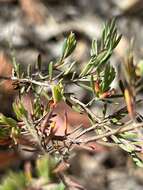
[33,97,42,118]
[36,156,50,182]
[11,50,20,78]
[49,61,53,80]
[80,61,93,77]
[80,19,121,77]
[131,153,143,167]
[0,172,27,190]
[51,83,63,104]
[37,54,42,71]
[102,18,121,51]
[91,39,98,56]
[36,155,57,182]
[61,32,77,60]
[13,102,22,120]
[56,183,65,190]
[100,64,115,92]
[27,64,32,78]
[0,115,17,129]
[13,101,28,120]
[77,82,93,92]
[119,143,135,153]
[137,60,143,75]
[96,49,112,69]
[113,34,122,49]
[120,132,138,141]
[90,75,96,96]
[64,61,76,75]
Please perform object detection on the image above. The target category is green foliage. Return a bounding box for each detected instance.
[36,155,56,182]
[100,64,116,92]
[102,19,122,50]
[0,156,65,190]
[61,32,77,60]
[0,172,27,190]
[80,19,121,77]
[0,115,19,142]
[0,18,143,190]
[137,60,143,76]
[8,18,142,167]
[37,54,42,71]
[13,101,28,121]
[0,115,17,129]
[0,125,10,138]
[51,82,64,104]
[55,183,65,190]
[49,61,54,81]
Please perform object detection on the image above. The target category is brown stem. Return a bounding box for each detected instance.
[78,122,143,144]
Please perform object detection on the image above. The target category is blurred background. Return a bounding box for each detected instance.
[0,0,143,190]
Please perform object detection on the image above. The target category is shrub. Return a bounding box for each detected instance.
[0,19,143,189]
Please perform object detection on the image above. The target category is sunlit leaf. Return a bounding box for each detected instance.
[61,32,77,60]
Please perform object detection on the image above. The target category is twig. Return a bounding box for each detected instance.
[12,77,51,87]
[70,96,101,123]
[75,124,99,139]
[78,122,143,144]
[67,125,83,136]
[0,76,51,88]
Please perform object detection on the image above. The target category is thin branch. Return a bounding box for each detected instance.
[67,124,83,136]
[77,122,143,144]
[12,77,51,87]
[0,76,51,88]
[70,96,101,123]
[75,124,99,139]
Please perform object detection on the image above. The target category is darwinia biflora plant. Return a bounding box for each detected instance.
[0,19,143,189]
